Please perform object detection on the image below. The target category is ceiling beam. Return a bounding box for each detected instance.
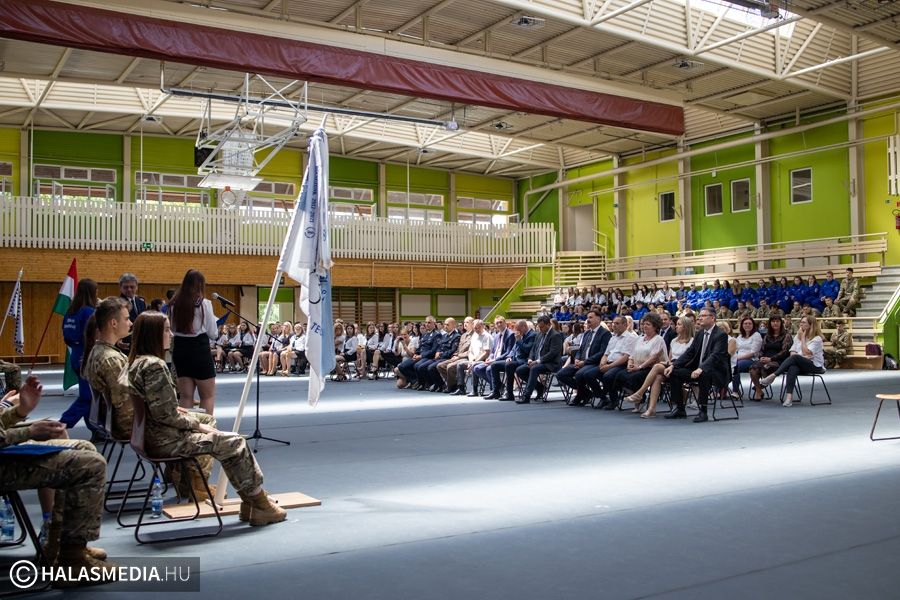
[115,57,142,84]
[392,0,457,36]
[330,0,371,24]
[455,10,520,46]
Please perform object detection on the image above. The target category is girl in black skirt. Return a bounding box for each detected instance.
[169,269,220,414]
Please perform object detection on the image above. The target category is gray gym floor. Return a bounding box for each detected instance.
[6,368,900,599]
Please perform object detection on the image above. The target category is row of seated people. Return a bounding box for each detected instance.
[210,321,309,376]
[393,308,832,422]
[554,266,861,316]
[0,297,289,588]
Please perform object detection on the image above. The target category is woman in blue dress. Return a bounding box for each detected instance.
[60,278,98,430]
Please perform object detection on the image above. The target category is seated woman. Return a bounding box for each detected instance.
[392,326,418,388]
[279,323,305,376]
[126,311,286,526]
[760,315,825,407]
[212,324,233,373]
[618,313,667,415]
[362,322,380,374]
[731,316,762,398]
[226,322,255,372]
[626,315,696,417]
[258,322,283,376]
[748,316,791,401]
[562,322,583,362]
[334,323,361,380]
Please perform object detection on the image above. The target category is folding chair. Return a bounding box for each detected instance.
[778,372,832,406]
[89,388,148,514]
[0,491,51,595]
[116,397,222,544]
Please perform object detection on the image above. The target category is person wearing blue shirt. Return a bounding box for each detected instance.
[820,270,840,303]
[555,305,572,323]
[60,278,99,431]
[631,301,648,322]
[804,275,823,311]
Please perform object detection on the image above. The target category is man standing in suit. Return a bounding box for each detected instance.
[664,307,731,422]
[117,272,146,352]
[477,316,516,398]
[493,320,536,401]
[556,310,611,406]
[515,315,564,404]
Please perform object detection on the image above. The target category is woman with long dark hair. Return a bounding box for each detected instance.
[127,311,286,525]
[60,278,98,429]
[169,269,219,414]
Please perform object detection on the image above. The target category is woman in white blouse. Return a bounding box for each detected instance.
[393,326,418,388]
[626,315,694,418]
[362,322,380,374]
[619,313,668,414]
[760,315,826,407]
[731,316,762,398]
[280,322,306,376]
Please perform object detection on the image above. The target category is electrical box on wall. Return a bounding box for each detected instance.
[889,135,900,196]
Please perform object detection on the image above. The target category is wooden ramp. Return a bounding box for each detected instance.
[164,492,321,519]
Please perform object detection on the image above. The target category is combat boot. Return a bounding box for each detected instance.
[43,521,107,562]
[238,492,278,522]
[52,543,118,588]
[239,490,286,526]
[187,467,217,502]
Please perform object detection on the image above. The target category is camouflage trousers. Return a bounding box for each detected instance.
[0,439,105,545]
[148,415,263,496]
[824,348,847,369]
[0,359,22,391]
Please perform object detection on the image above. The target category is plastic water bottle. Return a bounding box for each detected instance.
[150,477,164,519]
[1,498,15,542]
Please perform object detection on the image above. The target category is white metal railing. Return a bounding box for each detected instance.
[0,196,556,264]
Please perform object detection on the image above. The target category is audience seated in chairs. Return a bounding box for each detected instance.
[335,323,362,381]
[824,320,852,369]
[369,322,398,379]
[489,319,537,402]
[213,323,234,373]
[556,309,611,406]
[392,326,419,388]
[594,316,637,410]
[434,317,473,393]
[624,315,695,418]
[226,321,255,373]
[0,375,116,586]
[618,313,668,414]
[477,316,516,398]
[396,316,438,389]
[280,322,306,376]
[419,318,460,392]
[732,316,762,398]
[664,307,732,423]
[126,311,286,526]
[759,315,826,407]
[457,319,491,397]
[514,315,564,404]
[748,316,791,400]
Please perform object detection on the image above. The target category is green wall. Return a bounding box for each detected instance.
[623,150,680,256]
[862,108,900,265]
[690,139,757,249]
[518,172,560,248]
[768,121,851,243]
[0,128,20,195]
[34,130,123,199]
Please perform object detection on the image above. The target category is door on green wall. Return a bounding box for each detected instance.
[333,288,396,325]
[563,203,595,251]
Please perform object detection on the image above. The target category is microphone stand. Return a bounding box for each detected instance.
[218,301,290,452]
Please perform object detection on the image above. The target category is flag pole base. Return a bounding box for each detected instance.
[163,492,321,519]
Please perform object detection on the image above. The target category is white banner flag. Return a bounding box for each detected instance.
[277,127,335,406]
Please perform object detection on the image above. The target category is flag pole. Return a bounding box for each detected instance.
[29,311,55,372]
[211,268,286,506]
[0,268,23,339]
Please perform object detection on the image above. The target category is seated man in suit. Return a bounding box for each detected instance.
[417,318,460,392]
[479,316,516,399]
[514,315,564,404]
[664,307,731,423]
[490,319,536,402]
[435,316,474,394]
[595,316,637,409]
[556,309,611,406]
[397,316,438,388]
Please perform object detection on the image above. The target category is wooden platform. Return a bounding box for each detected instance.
[163,492,321,519]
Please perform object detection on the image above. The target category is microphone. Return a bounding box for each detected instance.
[212,293,236,308]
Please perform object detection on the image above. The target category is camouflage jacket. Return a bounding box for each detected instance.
[829,331,852,351]
[837,277,859,300]
[83,340,133,440]
[821,305,841,320]
[0,405,31,449]
[125,355,200,447]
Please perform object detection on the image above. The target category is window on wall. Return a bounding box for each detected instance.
[386,190,444,221]
[705,183,723,216]
[331,203,375,218]
[457,197,509,211]
[36,183,115,202]
[387,207,442,222]
[330,186,373,203]
[731,179,751,212]
[387,191,444,206]
[790,168,812,204]
[458,212,516,226]
[135,171,207,205]
[0,163,12,199]
[34,164,116,183]
[658,191,675,222]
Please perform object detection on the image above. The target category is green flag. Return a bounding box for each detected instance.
[55,259,78,390]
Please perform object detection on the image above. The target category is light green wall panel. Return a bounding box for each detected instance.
[131,136,194,172]
[517,172,560,249]
[768,122,850,243]
[257,147,302,180]
[456,173,514,199]
[690,142,757,249]
[35,130,123,198]
[385,163,450,193]
[862,109,900,265]
[0,128,20,195]
[330,155,379,189]
[623,150,680,256]
[469,288,505,318]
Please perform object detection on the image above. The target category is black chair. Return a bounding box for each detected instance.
[116,396,222,544]
[0,491,51,595]
[684,384,740,421]
[778,372,832,406]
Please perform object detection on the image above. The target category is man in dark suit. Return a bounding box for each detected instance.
[493,320,536,401]
[421,318,461,392]
[515,315,564,404]
[660,311,677,349]
[664,307,731,423]
[117,272,146,352]
[476,316,516,398]
[556,310,611,406]
[398,316,438,387]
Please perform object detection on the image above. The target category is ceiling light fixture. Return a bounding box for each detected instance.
[510,15,546,29]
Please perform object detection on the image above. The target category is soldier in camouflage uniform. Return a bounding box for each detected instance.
[0,358,21,392]
[788,301,804,321]
[0,376,116,586]
[824,321,852,369]
[84,297,216,500]
[126,311,285,526]
[836,267,860,316]
[783,315,798,335]
[754,298,772,320]
[820,296,841,330]
[713,300,732,322]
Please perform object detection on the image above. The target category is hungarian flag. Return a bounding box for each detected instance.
[54,259,78,390]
